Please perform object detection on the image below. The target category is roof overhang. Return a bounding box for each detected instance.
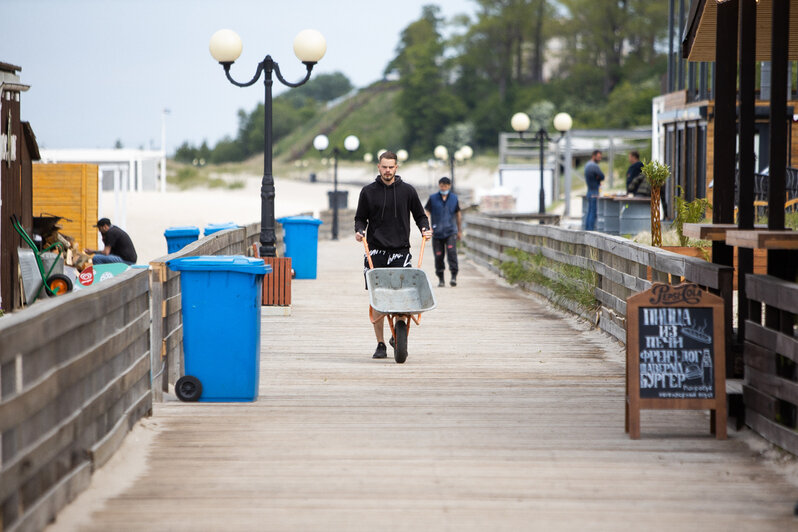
[682,0,798,61]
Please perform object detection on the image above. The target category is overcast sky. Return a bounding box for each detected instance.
[3,0,476,153]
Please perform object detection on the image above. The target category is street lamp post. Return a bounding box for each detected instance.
[160,108,170,194]
[511,111,572,214]
[313,134,360,240]
[434,144,472,193]
[209,28,326,257]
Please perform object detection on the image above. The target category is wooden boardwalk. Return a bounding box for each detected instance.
[51,238,798,531]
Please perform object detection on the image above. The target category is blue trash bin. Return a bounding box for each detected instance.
[277,216,323,279]
[204,222,238,237]
[164,226,200,253]
[166,255,271,402]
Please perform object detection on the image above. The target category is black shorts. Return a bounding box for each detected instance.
[363,248,412,289]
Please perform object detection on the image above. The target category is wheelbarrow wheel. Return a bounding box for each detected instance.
[45,274,73,297]
[175,376,202,402]
[394,320,408,364]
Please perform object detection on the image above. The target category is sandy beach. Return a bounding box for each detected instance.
[100,161,502,264]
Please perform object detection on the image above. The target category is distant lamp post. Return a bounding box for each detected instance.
[313,133,360,240]
[363,153,373,164]
[209,28,326,257]
[456,145,474,163]
[160,108,170,194]
[553,112,574,216]
[433,145,452,190]
[511,111,572,214]
[396,149,409,163]
[434,144,472,192]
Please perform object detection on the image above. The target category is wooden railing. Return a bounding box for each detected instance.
[743,274,798,455]
[464,214,734,352]
[0,222,262,530]
[149,222,259,401]
[0,268,151,532]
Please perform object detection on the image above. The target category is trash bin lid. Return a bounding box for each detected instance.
[277,215,323,226]
[204,222,238,230]
[164,226,200,237]
[167,255,272,275]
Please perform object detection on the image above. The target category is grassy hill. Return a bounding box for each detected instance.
[274,81,405,163]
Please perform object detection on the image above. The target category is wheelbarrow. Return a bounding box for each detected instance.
[10,214,73,302]
[363,236,437,363]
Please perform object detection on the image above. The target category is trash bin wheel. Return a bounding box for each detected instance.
[393,320,408,364]
[46,274,73,296]
[176,376,202,402]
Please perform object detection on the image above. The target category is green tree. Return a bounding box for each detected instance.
[557,0,668,97]
[288,72,353,103]
[387,5,464,153]
[210,136,245,164]
[524,100,555,132]
[174,141,197,163]
[437,122,476,152]
[602,79,660,128]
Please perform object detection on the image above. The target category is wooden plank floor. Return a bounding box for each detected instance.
[55,238,798,530]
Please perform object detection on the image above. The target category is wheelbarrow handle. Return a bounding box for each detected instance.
[361,235,374,269]
[417,235,428,268]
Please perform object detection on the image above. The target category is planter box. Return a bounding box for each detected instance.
[659,245,767,290]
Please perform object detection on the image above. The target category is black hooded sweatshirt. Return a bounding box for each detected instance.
[354,176,429,251]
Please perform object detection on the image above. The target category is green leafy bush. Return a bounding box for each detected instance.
[673,185,712,246]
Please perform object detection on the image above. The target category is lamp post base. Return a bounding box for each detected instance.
[259,244,277,258]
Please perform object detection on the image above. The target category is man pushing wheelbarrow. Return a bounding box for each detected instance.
[355,150,434,362]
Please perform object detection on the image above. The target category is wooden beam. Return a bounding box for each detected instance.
[712,0,738,272]
[683,223,737,241]
[725,229,798,249]
[769,0,790,232]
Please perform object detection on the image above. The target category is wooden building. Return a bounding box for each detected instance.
[675,0,798,454]
[0,62,39,312]
[653,0,798,215]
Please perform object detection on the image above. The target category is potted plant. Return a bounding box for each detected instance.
[664,185,712,261]
[641,160,670,247]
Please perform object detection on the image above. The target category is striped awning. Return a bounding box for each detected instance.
[682,0,798,61]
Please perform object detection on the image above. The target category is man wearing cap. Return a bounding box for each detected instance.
[425,177,462,287]
[85,218,138,265]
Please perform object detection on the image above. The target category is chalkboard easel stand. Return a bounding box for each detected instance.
[625,283,727,440]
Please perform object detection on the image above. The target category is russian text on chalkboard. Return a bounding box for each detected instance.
[638,305,714,399]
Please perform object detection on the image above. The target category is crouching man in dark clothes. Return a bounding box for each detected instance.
[85,218,137,265]
[354,151,432,359]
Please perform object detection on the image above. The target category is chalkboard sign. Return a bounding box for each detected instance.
[626,283,726,440]
[638,305,715,399]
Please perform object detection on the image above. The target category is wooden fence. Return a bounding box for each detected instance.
[743,273,798,455]
[0,268,151,532]
[464,214,734,356]
[148,223,260,401]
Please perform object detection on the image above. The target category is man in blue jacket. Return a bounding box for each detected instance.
[583,150,605,231]
[355,151,432,359]
[425,177,462,288]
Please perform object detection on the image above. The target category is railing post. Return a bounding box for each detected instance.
[148,263,165,402]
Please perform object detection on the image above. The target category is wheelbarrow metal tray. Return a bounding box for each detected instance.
[366,267,437,314]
